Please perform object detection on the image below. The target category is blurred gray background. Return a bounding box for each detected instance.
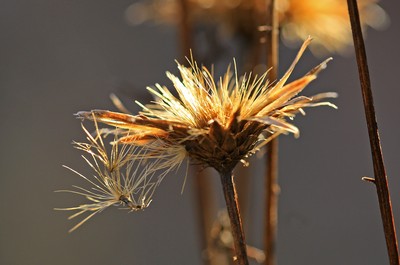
[1,1,400,265]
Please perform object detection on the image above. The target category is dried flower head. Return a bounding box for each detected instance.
[77,38,336,175]
[278,0,388,55]
[127,0,387,55]
[56,119,160,232]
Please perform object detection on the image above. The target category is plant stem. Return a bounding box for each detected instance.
[264,1,279,265]
[346,1,400,264]
[219,170,249,265]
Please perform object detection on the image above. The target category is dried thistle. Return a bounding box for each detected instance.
[77,37,336,174]
[73,38,336,264]
[56,118,160,232]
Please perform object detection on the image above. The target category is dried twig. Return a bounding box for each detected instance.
[346,1,400,264]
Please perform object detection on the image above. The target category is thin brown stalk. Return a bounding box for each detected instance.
[219,170,249,265]
[346,1,400,264]
[264,1,279,265]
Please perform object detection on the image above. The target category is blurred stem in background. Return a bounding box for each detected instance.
[193,167,216,265]
[177,2,224,265]
[263,1,279,265]
[346,1,400,265]
[178,0,192,58]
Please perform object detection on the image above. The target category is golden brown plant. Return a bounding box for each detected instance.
[77,38,336,174]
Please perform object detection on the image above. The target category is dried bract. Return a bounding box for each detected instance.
[56,120,159,232]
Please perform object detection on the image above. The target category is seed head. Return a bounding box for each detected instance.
[77,38,336,174]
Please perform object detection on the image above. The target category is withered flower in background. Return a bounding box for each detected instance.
[77,37,336,175]
[126,0,388,55]
[278,0,388,55]
[56,119,159,232]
